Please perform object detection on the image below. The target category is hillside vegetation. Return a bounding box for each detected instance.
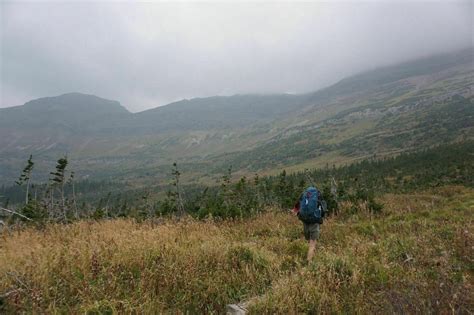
[0,49,472,186]
[1,186,472,313]
[2,141,472,220]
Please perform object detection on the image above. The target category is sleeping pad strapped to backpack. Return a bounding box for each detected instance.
[298,186,325,224]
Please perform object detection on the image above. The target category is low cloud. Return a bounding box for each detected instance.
[1,1,472,112]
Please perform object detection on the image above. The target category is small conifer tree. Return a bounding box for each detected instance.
[171,162,186,216]
[15,155,34,205]
[50,156,68,220]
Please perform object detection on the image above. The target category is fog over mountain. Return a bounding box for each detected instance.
[1,1,472,112]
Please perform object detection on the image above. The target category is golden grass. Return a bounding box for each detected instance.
[1,186,473,313]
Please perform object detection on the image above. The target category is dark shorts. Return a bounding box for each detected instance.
[303,222,320,241]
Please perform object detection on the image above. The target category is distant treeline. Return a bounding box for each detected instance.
[1,141,472,222]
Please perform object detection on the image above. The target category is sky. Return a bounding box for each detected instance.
[1,1,472,112]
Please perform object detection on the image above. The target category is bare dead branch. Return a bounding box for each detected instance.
[0,207,33,221]
[0,288,22,298]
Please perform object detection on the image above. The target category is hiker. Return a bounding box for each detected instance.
[292,187,327,262]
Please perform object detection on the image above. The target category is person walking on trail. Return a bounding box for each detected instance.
[292,186,327,262]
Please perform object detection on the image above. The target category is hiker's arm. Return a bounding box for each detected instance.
[291,200,300,215]
[321,200,328,217]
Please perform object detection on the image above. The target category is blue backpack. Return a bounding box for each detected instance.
[298,187,324,224]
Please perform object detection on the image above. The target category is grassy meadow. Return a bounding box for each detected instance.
[0,186,473,313]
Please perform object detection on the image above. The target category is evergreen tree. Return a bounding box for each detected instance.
[49,156,69,220]
[15,155,34,205]
[171,162,186,216]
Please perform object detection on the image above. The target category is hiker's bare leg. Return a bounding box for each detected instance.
[307,239,316,262]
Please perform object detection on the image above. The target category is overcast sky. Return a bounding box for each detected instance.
[1,1,472,112]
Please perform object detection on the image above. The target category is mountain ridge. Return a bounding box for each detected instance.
[0,48,472,185]
[4,48,471,114]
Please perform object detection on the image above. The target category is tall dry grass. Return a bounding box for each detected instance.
[0,186,472,313]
